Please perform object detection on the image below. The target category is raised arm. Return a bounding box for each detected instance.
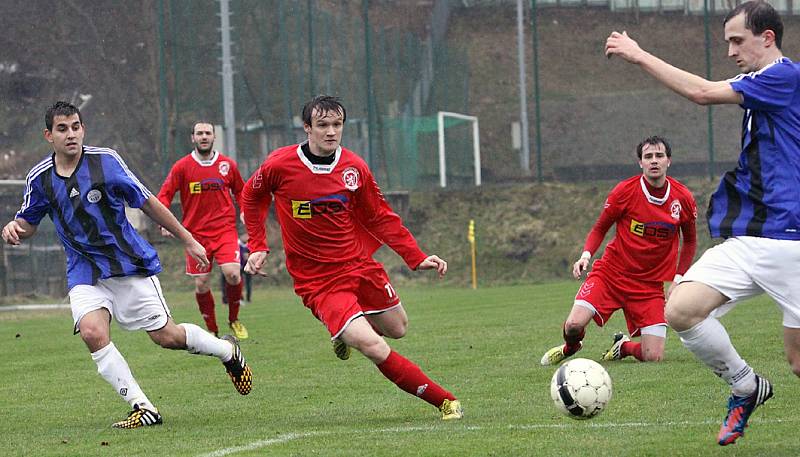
[605,31,743,106]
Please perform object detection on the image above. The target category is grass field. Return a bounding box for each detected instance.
[2,282,799,457]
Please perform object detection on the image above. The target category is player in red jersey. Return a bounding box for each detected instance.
[157,122,249,340]
[541,136,697,365]
[241,95,462,420]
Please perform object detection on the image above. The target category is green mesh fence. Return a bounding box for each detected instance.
[162,0,471,189]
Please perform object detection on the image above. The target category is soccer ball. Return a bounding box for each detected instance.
[550,358,612,420]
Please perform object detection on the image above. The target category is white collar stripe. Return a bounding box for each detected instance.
[640,176,670,205]
[191,150,219,166]
[296,142,342,174]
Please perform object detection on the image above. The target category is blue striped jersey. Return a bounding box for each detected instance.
[707,58,800,240]
[16,146,162,289]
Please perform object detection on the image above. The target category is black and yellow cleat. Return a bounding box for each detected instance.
[222,334,252,395]
[601,332,630,361]
[332,338,351,360]
[111,405,162,429]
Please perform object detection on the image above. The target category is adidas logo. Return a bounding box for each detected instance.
[69,188,79,198]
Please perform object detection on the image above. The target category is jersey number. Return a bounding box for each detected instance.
[384,283,396,298]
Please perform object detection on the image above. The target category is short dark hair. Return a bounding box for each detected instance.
[192,121,215,135]
[636,136,671,159]
[45,101,82,131]
[724,0,783,49]
[302,95,346,126]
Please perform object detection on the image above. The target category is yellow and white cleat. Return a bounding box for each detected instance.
[440,399,463,420]
[540,343,581,366]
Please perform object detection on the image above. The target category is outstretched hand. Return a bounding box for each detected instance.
[604,31,643,62]
[417,254,447,278]
[244,251,269,277]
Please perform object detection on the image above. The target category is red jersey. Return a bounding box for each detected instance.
[585,176,697,282]
[241,143,427,282]
[157,150,244,238]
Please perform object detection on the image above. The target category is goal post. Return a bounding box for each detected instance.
[437,111,481,188]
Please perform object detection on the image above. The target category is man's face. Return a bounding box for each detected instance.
[44,114,84,158]
[192,123,215,154]
[725,12,769,73]
[304,108,344,156]
[639,142,670,182]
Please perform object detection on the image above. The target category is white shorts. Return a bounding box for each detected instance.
[69,276,172,333]
[683,236,800,327]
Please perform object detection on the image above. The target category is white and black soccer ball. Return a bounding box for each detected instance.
[550,358,613,420]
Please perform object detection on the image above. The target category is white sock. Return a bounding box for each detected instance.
[92,342,156,412]
[180,323,234,362]
[677,317,757,396]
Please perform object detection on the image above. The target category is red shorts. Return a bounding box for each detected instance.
[185,230,240,275]
[294,259,400,339]
[574,269,666,337]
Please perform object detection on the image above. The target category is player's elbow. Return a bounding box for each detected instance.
[686,89,715,106]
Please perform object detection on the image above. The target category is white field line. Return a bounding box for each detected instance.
[0,303,69,312]
[196,417,796,457]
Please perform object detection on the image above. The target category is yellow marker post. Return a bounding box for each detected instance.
[468,219,477,289]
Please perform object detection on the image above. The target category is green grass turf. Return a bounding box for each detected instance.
[2,282,799,456]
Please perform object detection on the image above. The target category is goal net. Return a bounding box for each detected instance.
[379,111,480,190]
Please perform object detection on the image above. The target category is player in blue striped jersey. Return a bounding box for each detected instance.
[2,101,253,429]
[606,1,797,445]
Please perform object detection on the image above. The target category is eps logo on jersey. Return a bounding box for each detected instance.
[629,219,675,239]
[189,178,224,194]
[292,194,349,219]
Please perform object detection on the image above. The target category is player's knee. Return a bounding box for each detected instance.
[354,336,390,363]
[641,350,664,362]
[80,326,109,349]
[224,271,241,285]
[664,302,691,332]
[382,323,407,339]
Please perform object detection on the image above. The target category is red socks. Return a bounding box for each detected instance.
[225,281,243,323]
[377,351,455,407]
[196,291,218,334]
[621,341,644,361]
[563,324,585,356]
